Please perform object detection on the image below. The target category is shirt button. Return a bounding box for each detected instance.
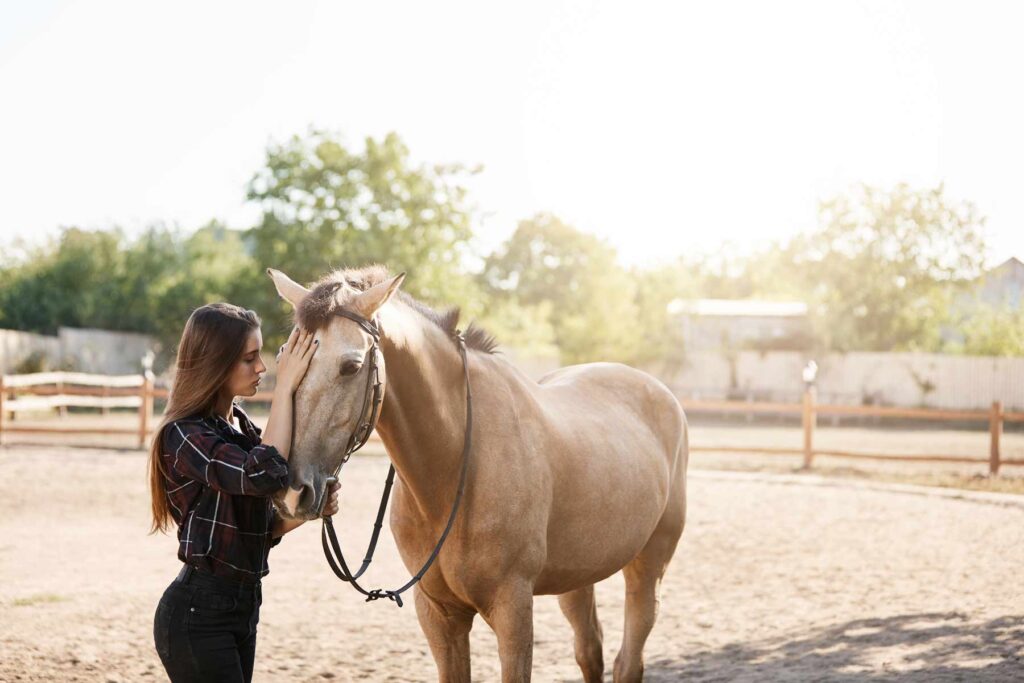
[190,607,195,612]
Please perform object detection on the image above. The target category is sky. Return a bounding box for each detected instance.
[1,0,1022,268]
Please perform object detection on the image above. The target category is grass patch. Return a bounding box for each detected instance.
[12,593,68,607]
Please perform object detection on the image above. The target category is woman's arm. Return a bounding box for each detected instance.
[259,327,316,461]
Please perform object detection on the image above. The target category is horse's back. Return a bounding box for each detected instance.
[537,361,686,458]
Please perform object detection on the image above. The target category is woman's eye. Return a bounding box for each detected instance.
[340,360,362,376]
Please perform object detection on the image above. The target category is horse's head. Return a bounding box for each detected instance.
[266,266,405,520]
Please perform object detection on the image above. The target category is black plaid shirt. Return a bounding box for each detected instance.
[160,405,290,582]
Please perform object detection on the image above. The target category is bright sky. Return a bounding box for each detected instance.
[1,0,1022,268]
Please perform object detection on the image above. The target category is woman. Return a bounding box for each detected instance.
[149,302,336,682]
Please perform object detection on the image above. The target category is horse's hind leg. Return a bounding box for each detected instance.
[558,584,604,682]
[614,468,686,683]
[414,587,474,683]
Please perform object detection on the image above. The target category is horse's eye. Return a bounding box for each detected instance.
[340,360,362,376]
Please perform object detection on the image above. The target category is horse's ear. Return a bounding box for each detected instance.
[354,272,406,317]
[266,268,310,308]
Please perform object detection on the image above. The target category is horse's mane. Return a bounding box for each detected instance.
[295,265,499,354]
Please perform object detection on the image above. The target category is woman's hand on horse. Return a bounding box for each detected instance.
[276,327,317,394]
[321,480,341,517]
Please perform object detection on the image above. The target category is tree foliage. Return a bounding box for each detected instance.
[482,214,640,364]
[2,139,1014,369]
[790,183,987,352]
[958,304,1024,356]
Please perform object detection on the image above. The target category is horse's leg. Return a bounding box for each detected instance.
[482,584,535,682]
[414,587,474,683]
[557,584,604,683]
[614,469,686,683]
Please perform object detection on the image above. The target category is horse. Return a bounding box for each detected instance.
[267,265,688,682]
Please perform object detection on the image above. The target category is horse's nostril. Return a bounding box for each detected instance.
[297,483,316,513]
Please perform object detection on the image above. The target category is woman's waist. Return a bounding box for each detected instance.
[175,563,262,595]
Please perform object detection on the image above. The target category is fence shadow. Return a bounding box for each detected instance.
[644,612,1024,682]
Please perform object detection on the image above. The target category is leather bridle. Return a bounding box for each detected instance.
[313,307,474,608]
[329,308,385,464]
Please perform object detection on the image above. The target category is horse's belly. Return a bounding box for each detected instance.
[533,451,670,594]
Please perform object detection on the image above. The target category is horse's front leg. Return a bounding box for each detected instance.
[482,583,535,682]
[414,587,475,683]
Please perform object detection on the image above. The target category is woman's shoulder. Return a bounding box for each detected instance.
[162,414,215,448]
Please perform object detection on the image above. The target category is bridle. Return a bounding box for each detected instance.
[313,307,474,608]
[330,308,385,462]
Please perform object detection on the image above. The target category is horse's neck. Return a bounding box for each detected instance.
[375,302,469,521]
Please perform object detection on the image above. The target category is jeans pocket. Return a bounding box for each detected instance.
[188,589,235,614]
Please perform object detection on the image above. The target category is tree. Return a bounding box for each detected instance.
[245,130,483,347]
[791,183,987,352]
[0,228,124,334]
[959,304,1024,356]
[482,214,639,364]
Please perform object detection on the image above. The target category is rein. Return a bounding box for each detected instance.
[318,309,473,607]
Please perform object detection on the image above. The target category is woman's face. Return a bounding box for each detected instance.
[223,328,267,398]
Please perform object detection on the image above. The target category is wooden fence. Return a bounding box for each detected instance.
[1,373,1022,473]
[681,389,1024,474]
[0,372,283,448]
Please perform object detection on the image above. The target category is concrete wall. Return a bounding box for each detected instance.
[0,329,62,374]
[58,327,154,375]
[655,350,1024,411]
[0,327,155,375]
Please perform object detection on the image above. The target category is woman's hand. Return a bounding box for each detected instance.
[321,480,341,517]
[276,327,317,394]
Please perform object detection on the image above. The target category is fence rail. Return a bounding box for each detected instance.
[1,373,1021,472]
[681,391,1024,473]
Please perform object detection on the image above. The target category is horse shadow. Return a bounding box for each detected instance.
[638,612,1024,682]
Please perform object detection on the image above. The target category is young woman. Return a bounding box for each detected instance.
[149,302,337,682]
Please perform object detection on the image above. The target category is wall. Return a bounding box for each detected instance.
[0,327,155,375]
[655,350,1024,410]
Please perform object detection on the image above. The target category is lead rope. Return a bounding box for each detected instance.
[320,330,473,607]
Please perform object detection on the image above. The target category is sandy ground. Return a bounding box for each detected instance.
[1,444,1022,682]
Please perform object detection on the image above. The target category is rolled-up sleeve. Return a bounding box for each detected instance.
[163,420,289,496]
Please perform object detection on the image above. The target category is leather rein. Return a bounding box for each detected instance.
[317,308,473,607]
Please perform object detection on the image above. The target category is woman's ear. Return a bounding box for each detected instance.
[266,268,310,308]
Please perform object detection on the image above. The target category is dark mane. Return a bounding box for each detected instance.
[295,265,499,354]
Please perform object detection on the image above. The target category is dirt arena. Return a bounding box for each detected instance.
[2,444,1022,682]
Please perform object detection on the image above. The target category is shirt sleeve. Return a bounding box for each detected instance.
[163,420,289,497]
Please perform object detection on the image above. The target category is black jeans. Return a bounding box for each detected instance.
[153,565,262,682]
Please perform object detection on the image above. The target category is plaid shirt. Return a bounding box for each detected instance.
[160,405,290,582]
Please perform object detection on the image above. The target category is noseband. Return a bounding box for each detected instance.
[315,307,474,608]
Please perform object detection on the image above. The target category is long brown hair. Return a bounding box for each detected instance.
[148,303,261,533]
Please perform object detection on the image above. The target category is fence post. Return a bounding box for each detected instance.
[802,386,816,469]
[989,400,1003,476]
[57,376,67,418]
[138,373,153,449]
[0,375,5,445]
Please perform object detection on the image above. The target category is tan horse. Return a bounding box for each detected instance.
[268,265,687,683]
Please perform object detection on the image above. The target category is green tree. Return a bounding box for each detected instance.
[959,304,1024,356]
[483,213,639,364]
[245,130,483,346]
[0,228,124,334]
[791,183,987,352]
